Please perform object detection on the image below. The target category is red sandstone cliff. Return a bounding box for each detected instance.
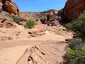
[59,0,85,21]
[0,0,19,15]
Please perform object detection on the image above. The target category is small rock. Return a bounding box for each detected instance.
[8,37,13,40]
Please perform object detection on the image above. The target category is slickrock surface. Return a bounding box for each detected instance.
[0,45,31,64]
[16,42,67,64]
[0,24,73,64]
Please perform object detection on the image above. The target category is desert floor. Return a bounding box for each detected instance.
[0,24,73,64]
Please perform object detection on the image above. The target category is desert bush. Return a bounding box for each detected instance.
[63,49,85,64]
[63,39,85,64]
[63,11,85,64]
[66,11,85,39]
[68,39,83,50]
[6,14,21,23]
[24,19,36,29]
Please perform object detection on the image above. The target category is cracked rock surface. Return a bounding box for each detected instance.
[16,42,67,64]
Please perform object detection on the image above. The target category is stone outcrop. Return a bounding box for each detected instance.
[0,0,3,9]
[16,42,67,64]
[20,10,62,27]
[0,12,16,28]
[39,10,61,26]
[0,0,19,15]
[0,16,16,28]
[59,0,85,21]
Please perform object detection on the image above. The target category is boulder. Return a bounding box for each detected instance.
[0,0,19,15]
[40,10,61,26]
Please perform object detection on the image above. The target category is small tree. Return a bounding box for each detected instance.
[24,19,36,29]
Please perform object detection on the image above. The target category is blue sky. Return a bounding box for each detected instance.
[14,0,66,12]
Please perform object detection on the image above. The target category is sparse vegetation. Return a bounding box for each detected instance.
[6,14,21,24]
[63,11,85,64]
[66,11,85,39]
[63,39,85,64]
[24,19,36,29]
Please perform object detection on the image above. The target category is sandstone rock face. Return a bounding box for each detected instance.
[0,0,19,15]
[60,0,85,21]
[0,12,16,28]
[40,10,61,26]
[20,10,61,27]
[0,0,3,9]
[16,42,67,64]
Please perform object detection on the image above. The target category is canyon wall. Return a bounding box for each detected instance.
[59,0,85,21]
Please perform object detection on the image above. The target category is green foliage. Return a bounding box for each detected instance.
[63,49,85,64]
[68,39,83,50]
[63,11,85,64]
[6,14,20,24]
[63,39,85,64]
[24,19,36,29]
[66,11,85,39]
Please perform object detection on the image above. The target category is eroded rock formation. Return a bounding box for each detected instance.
[0,0,19,15]
[20,10,62,27]
[38,10,61,26]
[59,0,85,21]
[0,12,16,28]
[16,42,67,64]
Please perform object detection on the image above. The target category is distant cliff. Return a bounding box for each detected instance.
[20,10,61,26]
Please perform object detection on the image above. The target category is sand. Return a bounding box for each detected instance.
[0,24,73,64]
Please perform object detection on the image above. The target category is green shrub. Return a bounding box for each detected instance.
[63,39,85,64]
[6,14,20,23]
[63,11,85,64]
[63,49,85,64]
[66,11,85,39]
[12,15,20,23]
[68,39,83,50]
[24,19,36,29]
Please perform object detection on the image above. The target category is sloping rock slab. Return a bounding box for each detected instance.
[16,42,67,64]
